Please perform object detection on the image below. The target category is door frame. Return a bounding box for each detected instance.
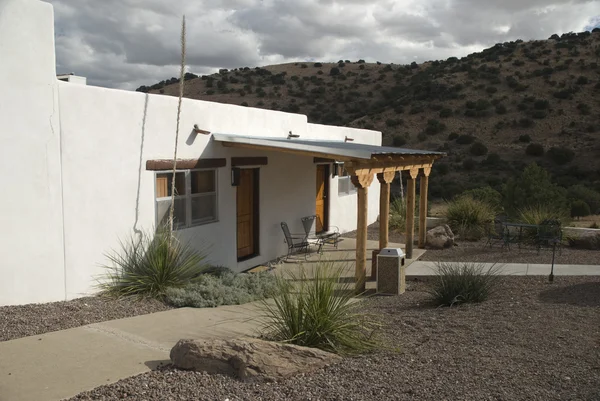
[316,164,330,233]
[236,168,260,262]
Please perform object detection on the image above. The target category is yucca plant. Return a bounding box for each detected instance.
[98,225,209,298]
[428,262,501,307]
[518,204,570,242]
[262,261,379,355]
[445,196,496,240]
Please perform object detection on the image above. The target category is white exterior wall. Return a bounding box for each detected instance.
[0,0,383,305]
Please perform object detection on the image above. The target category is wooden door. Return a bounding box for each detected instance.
[315,165,329,233]
[237,169,257,259]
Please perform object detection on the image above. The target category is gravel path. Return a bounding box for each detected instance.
[342,222,600,265]
[0,297,171,342]
[68,277,600,401]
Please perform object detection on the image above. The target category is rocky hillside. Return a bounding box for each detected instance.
[138,30,600,199]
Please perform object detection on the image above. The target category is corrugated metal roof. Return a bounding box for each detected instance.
[212,133,445,160]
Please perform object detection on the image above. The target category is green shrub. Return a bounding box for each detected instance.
[519,134,531,143]
[470,142,488,156]
[262,261,379,355]
[445,196,495,240]
[547,146,574,165]
[98,226,209,298]
[567,185,600,214]
[504,163,568,217]
[448,132,459,140]
[525,143,544,156]
[460,186,503,212]
[456,134,475,144]
[425,119,446,135]
[533,99,550,109]
[428,262,501,307]
[165,271,279,308]
[518,204,570,226]
[571,200,591,219]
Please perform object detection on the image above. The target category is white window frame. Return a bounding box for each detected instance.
[155,168,219,229]
[337,164,357,197]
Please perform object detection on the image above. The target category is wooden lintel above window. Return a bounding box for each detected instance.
[231,157,268,167]
[313,157,335,164]
[146,158,226,171]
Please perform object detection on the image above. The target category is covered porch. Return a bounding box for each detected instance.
[213,134,444,293]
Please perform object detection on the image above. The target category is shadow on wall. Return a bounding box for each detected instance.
[133,94,149,239]
[538,281,600,307]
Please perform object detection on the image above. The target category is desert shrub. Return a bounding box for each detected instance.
[98,226,209,298]
[417,132,427,142]
[576,76,589,85]
[567,185,600,214]
[428,262,500,307]
[389,197,407,231]
[262,261,379,355]
[570,200,591,219]
[482,152,502,167]
[313,62,323,67]
[519,118,534,128]
[386,118,402,127]
[533,99,550,109]
[519,134,531,143]
[547,146,574,165]
[486,86,498,94]
[495,104,507,114]
[164,271,279,308]
[531,110,548,119]
[456,134,475,144]
[518,204,569,226]
[460,186,503,212]
[469,142,488,156]
[525,143,544,156]
[329,67,340,76]
[445,196,495,240]
[462,158,476,170]
[439,108,453,118]
[425,119,446,135]
[577,103,591,115]
[392,135,406,147]
[448,132,459,140]
[504,163,569,217]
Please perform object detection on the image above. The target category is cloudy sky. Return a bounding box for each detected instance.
[46,0,600,90]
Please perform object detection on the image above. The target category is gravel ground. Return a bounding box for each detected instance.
[0,296,171,342]
[342,222,600,265]
[68,277,600,401]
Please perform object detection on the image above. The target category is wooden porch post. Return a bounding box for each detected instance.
[377,171,396,250]
[351,172,374,294]
[418,167,431,248]
[405,168,419,259]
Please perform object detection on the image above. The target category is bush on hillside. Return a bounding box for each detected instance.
[547,146,574,165]
[525,143,544,156]
[456,134,476,144]
[446,196,496,240]
[567,185,600,214]
[460,186,503,213]
[392,135,407,147]
[519,134,531,143]
[470,142,488,156]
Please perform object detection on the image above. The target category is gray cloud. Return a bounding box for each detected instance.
[46,0,600,89]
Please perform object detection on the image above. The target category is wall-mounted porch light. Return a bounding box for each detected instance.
[345,136,354,142]
[193,124,211,135]
[288,130,300,139]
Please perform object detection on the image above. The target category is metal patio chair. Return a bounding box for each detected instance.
[280,222,310,260]
[301,215,341,253]
[485,219,508,248]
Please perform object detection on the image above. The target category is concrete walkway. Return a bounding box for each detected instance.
[0,303,265,401]
[406,261,600,277]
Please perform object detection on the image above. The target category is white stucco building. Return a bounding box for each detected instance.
[0,0,442,306]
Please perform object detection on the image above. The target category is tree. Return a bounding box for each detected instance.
[503,163,568,216]
[568,185,600,214]
[571,200,590,220]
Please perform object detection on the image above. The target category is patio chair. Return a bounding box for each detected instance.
[301,215,341,253]
[280,222,309,260]
[537,219,562,255]
[485,219,507,248]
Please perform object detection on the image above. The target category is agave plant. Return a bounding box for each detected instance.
[262,260,379,355]
[428,262,501,307]
[98,225,209,298]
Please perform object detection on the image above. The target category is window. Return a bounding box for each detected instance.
[155,169,218,229]
[337,165,356,196]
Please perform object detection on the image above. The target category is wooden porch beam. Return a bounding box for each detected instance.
[221,141,355,161]
[351,172,374,294]
[377,171,395,250]
[418,167,431,249]
[405,168,419,259]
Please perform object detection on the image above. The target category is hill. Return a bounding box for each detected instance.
[138,30,600,199]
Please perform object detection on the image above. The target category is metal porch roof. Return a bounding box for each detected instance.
[212,133,445,160]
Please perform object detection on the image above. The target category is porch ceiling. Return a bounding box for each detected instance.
[212,133,445,172]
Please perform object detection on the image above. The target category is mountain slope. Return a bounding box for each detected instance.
[140,30,600,198]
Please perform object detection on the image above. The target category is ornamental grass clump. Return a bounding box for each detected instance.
[428,262,501,307]
[262,261,379,355]
[98,226,209,298]
[445,196,496,240]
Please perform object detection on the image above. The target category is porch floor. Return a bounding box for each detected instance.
[270,237,426,291]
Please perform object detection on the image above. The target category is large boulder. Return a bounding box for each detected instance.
[426,225,455,249]
[170,337,341,381]
[568,232,600,250]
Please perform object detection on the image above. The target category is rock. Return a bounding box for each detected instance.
[170,337,341,381]
[568,232,600,250]
[426,225,455,249]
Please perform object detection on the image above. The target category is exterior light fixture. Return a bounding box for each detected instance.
[345,136,354,142]
[287,130,300,139]
[193,124,211,135]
